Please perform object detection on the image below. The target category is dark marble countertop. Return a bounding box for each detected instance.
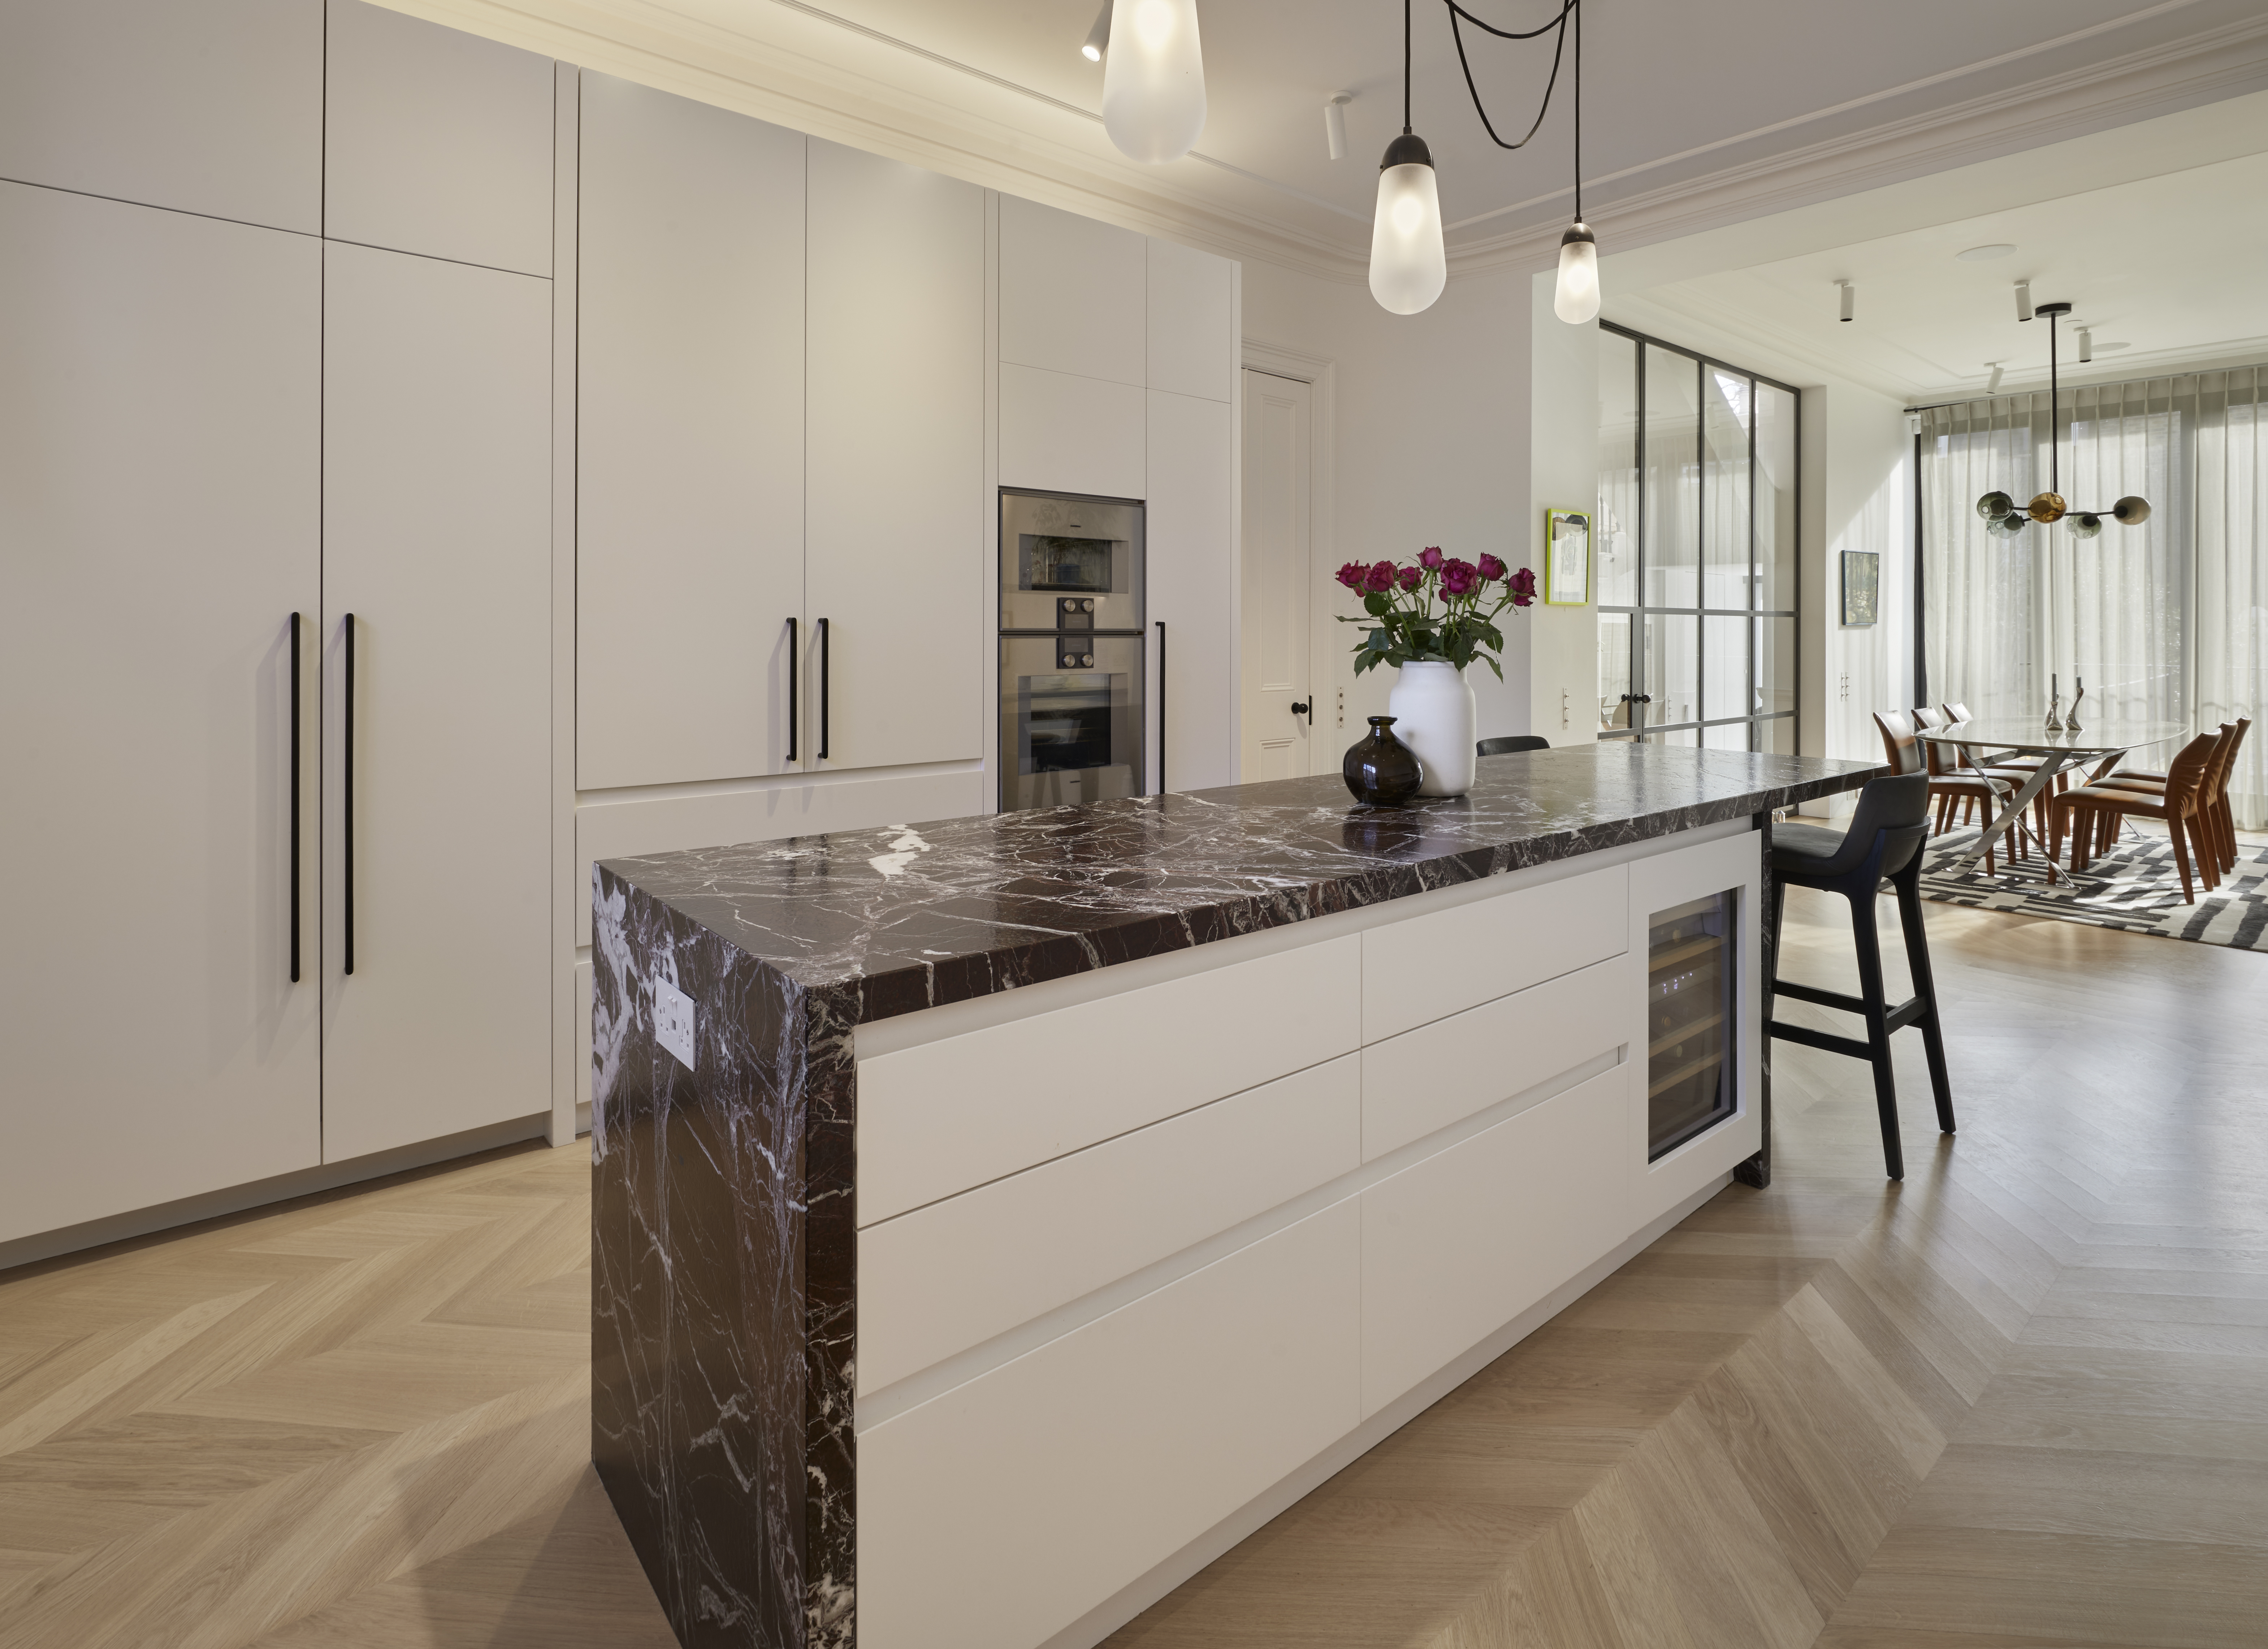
[599,744,1879,1025]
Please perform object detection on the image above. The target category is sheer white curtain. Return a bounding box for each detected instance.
[1923,368,2268,826]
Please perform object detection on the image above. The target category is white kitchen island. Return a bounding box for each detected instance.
[589,744,1876,1649]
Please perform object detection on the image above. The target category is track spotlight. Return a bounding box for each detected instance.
[1324,92,1350,161]
[1081,0,1111,61]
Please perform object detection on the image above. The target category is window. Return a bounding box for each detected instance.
[1597,325,1798,751]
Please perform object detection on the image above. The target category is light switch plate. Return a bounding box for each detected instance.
[654,977,696,1071]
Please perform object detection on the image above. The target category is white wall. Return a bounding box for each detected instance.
[1526,273,1600,746]
[1239,258,1535,750]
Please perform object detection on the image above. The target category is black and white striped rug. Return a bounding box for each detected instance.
[1917,827,2268,951]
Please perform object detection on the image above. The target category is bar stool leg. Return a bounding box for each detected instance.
[1892,862,1956,1137]
[1845,885,1906,1181]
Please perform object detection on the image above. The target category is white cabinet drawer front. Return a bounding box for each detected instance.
[1362,954,1630,1160]
[858,933,1360,1224]
[1362,864,1626,1042]
[1360,1063,1629,1416]
[860,1200,1360,1649]
[859,1054,1359,1394]
[998,362,1146,501]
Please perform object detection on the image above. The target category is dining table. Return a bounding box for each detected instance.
[1917,718,2190,881]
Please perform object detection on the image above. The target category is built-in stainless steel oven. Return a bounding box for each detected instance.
[999,489,1146,811]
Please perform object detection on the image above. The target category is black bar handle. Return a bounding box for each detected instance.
[1155,620,1167,795]
[817,616,831,761]
[343,612,356,977]
[785,616,798,762]
[289,612,302,984]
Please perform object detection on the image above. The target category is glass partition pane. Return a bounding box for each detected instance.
[1645,727,1700,746]
[1702,368,1753,610]
[1702,613,1749,720]
[1762,713,1795,754]
[1756,616,1796,717]
[1755,381,1797,611]
[1597,329,1639,609]
[1598,611,1633,732]
[1644,611,1698,729]
[1642,346,1700,608]
[1648,891,1739,1159]
[1702,721,1749,750]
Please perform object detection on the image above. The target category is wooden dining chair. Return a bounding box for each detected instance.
[1877,709,2009,873]
[2090,718,2250,875]
[2047,730,2224,902]
[1910,707,2027,859]
[1941,700,2061,840]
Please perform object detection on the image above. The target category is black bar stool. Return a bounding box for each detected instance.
[1767,772,1956,1180]
[1476,735,1550,755]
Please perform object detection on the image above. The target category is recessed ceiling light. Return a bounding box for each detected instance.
[1957,243,2017,261]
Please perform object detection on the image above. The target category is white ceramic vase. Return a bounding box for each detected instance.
[1387,660,1477,797]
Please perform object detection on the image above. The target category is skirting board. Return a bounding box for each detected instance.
[1035,1170,1735,1649]
[0,1111,557,1274]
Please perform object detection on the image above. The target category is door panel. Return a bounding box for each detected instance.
[0,0,321,231]
[804,138,984,771]
[0,182,321,1242]
[321,241,552,1163]
[1240,370,1312,781]
[576,73,805,791]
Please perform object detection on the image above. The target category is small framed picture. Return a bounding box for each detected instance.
[1544,507,1591,606]
[1841,550,1879,627]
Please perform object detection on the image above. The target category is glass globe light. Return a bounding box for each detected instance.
[1986,512,2027,539]
[2027,490,2068,524]
[2113,495,2152,525]
[1976,491,2014,521]
[2067,512,2103,538]
[1101,0,1206,163]
[1554,222,1600,324]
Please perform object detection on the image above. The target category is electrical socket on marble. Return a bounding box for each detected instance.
[653,977,697,1070]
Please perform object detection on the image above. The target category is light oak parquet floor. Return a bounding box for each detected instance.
[2,882,2262,1647]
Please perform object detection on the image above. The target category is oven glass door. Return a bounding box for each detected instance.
[999,635,1145,811]
[1000,490,1144,633]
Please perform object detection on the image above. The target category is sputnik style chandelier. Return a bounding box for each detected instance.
[1976,300,2150,541]
[1369,0,1593,323]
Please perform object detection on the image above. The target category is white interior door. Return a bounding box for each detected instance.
[321,241,553,1163]
[0,181,322,1243]
[804,137,985,772]
[575,73,805,791]
[1240,369,1314,781]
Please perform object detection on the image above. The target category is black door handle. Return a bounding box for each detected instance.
[816,617,831,761]
[289,611,302,984]
[785,616,798,762]
[343,612,356,976]
[1155,620,1167,795]
[1290,699,1312,722]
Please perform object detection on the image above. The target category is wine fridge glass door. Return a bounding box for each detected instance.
[1646,889,1739,1160]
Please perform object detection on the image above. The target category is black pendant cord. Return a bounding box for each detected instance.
[1574,0,1582,218]
[1441,0,1578,153]
[1403,0,1412,134]
[2048,308,2060,497]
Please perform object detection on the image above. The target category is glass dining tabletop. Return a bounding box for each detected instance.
[1918,719,2189,758]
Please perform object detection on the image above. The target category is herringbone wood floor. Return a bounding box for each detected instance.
[3,886,2263,1647]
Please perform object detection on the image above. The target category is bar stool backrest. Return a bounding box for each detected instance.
[1476,735,1550,756]
[1872,709,1925,776]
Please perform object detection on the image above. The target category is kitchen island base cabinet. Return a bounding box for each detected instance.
[858,1201,1360,1649]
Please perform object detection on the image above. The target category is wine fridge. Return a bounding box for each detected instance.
[1646,889,1740,1159]
[999,488,1146,811]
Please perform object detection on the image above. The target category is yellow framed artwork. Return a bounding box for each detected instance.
[1544,506,1591,606]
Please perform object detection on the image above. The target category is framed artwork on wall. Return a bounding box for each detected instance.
[1545,507,1590,606]
[1841,550,1879,627]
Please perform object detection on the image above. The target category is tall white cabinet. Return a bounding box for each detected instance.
[0,182,324,1244]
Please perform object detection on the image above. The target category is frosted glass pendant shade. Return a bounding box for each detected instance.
[1554,222,1600,324]
[1103,0,1206,163]
[1369,135,1446,315]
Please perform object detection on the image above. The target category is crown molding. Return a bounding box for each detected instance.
[376,0,2268,294]
[1912,338,2268,404]
[1446,9,2268,283]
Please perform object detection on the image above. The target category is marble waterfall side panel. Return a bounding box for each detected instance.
[593,865,810,1648]
[804,983,858,1648]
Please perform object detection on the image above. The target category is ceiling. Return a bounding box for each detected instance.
[406,0,2268,277]
[1609,91,2268,403]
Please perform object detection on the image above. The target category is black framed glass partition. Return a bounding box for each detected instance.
[1597,324,1799,752]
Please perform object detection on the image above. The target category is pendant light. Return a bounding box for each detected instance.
[1102,0,1206,164]
[1551,0,1598,324]
[1369,0,1447,315]
[1973,300,2150,540]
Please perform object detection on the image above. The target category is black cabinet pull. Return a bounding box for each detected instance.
[1155,620,1167,796]
[785,616,798,762]
[289,611,302,984]
[343,612,356,976]
[817,616,831,761]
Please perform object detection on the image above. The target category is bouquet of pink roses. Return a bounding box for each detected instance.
[1333,547,1538,679]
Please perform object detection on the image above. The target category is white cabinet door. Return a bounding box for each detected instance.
[0,182,321,1243]
[997,194,1145,388]
[1147,238,1234,403]
[1149,389,1238,791]
[576,73,805,792]
[324,0,554,276]
[321,241,553,1163]
[0,0,321,231]
[804,139,985,771]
